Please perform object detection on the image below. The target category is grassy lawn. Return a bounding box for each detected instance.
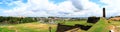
[109,21,120,26]
[64,21,93,26]
[0,22,57,32]
[1,18,120,32]
[0,28,15,32]
[0,20,87,32]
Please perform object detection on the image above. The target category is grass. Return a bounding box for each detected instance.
[0,20,87,32]
[87,18,109,32]
[109,21,120,26]
[63,20,94,26]
[64,21,86,25]
[1,18,120,32]
[109,21,120,32]
[0,22,57,32]
[0,28,15,32]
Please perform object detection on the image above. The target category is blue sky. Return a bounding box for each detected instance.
[50,0,106,7]
[0,0,103,10]
[0,0,120,17]
[49,0,67,4]
[0,0,27,9]
[90,0,106,7]
[0,0,27,16]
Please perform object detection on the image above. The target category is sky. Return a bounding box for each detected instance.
[0,0,120,17]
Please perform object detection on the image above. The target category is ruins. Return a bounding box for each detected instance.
[56,8,106,32]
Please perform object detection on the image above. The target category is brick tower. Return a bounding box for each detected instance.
[103,8,106,18]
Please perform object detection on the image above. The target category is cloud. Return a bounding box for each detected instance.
[71,0,83,10]
[3,0,102,17]
[100,0,120,17]
[3,0,77,17]
[2,0,120,17]
[68,0,102,17]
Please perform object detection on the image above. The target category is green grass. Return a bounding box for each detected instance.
[87,18,109,32]
[63,21,94,26]
[0,28,15,32]
[0,20,87,32]
[0,22,57,32]
[64,21,86,25]
[109,21,120,26]
[1,18,119,32]
[61,18,110,32]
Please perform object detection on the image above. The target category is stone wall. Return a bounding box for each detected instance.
[56,23,91,32]
[56,17,100,32]
[87,17,100,23]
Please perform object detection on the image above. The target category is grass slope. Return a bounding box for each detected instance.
[87,18,109,32]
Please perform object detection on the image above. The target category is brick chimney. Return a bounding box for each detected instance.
[103,8,106,18]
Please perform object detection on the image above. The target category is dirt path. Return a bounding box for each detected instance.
[115,26,120,32]
[109,25,120,32]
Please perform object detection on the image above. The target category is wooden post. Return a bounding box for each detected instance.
[103,8,106,18]
[49,26,51,32]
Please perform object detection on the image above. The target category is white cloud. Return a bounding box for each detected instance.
[100,0,120,17]
[3,0,120,17]
[68,0,102,17]
[3,0,78,17]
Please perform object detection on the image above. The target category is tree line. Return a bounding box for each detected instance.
[0,16,38,24]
